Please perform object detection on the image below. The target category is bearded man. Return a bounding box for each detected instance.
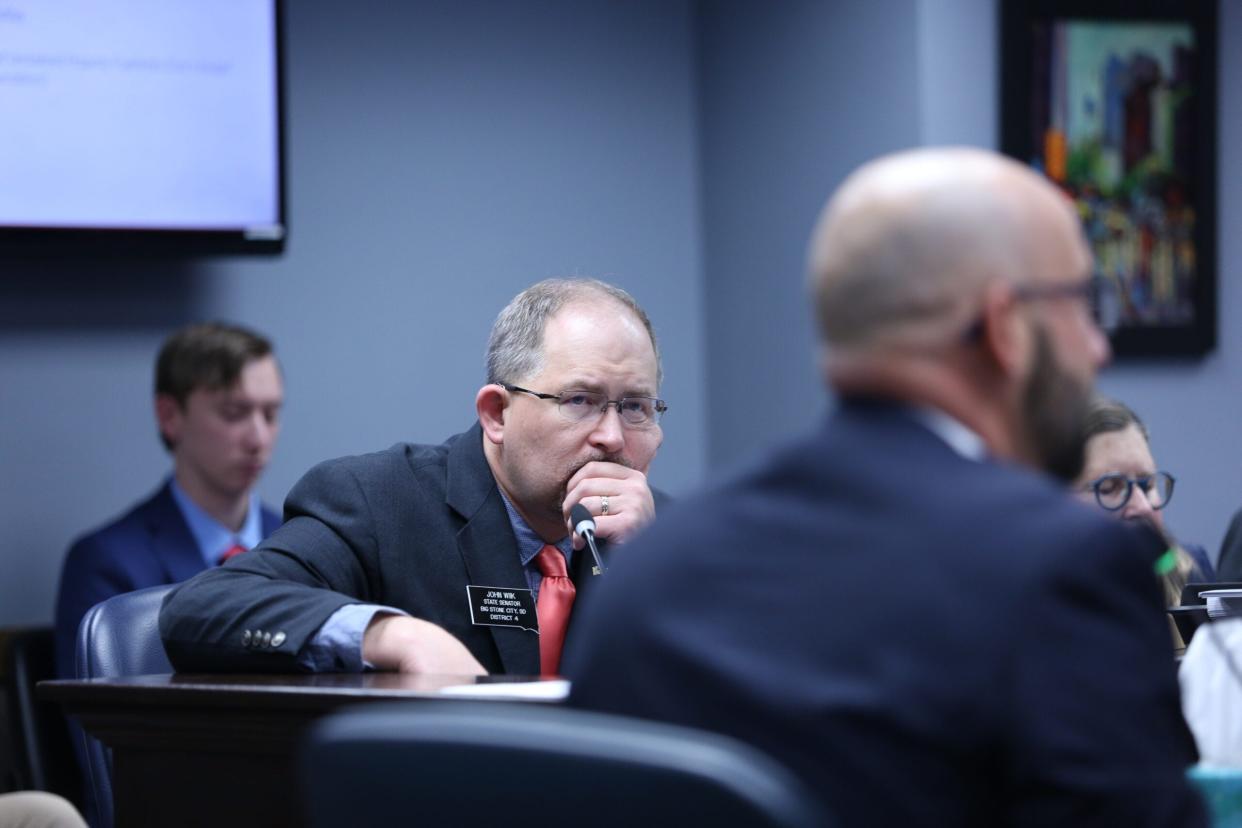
[161,278,666,677]
[565,148,1204,827]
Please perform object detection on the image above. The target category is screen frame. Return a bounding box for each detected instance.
[0,0,287,259]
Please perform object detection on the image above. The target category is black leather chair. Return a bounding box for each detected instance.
[1,626,82,804]
[75,584,175,828]
[301,701,831,828]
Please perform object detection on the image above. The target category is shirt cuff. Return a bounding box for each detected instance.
[299,603,408,672]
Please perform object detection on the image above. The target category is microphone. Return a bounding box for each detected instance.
[571,502,606,575]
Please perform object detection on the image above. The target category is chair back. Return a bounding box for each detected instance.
[75,584,175,828]
[1,626,82,804]
[76,584,175,681]
[301,701,830,828]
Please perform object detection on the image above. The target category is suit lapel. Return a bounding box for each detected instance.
[446,424,541,676]
[144,482,207,583]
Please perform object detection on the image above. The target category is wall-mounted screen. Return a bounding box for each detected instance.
[0,0,284,256]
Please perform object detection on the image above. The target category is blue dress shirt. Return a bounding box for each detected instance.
[169,478,265,567]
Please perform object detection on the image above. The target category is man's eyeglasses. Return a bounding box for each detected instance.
[964,274,1122,341]
[500,384,667,428]
[1014,275,1122,334]
[1082,471,1175,512]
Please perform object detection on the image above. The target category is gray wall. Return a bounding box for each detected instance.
[3,0,1238,626]
[0,0,706,626]
[699,0,923,473]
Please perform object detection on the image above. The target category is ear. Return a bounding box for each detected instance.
[155,394,184,449]
[976,281,1031,379]
[476,384,509,445]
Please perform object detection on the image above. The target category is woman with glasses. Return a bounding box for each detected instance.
[1074,395,1215,605]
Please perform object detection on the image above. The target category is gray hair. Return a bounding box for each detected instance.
[485,278,661,387]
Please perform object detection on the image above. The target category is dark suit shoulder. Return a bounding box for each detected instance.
[297,439,454,485]
[817,406,1151,572]
[629,409,1158,628]
[286,439,457,521]
[63,484,174,560]
[917,454,1162,591]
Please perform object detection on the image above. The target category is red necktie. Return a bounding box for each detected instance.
[535,544,576,676]
[217,543,247,566]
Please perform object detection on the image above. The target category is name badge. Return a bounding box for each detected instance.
[466,585,538,633]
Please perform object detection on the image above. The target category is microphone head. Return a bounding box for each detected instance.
[570,502,595,536]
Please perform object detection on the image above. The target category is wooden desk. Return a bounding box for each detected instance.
[40,673,557,828]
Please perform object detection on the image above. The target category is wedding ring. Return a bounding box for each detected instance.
[601,495,610,516]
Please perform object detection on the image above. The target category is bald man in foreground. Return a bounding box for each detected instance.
[565,149,1205,826]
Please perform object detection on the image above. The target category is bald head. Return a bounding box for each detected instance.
[808,147,1086,355]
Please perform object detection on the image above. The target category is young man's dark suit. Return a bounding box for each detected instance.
[565,398,1204,827]
[53,482,280,682]
[160,423,642,674]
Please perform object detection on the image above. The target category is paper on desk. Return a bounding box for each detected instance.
[437,679,570,701]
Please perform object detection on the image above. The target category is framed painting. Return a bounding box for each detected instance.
[1000,0,1218,356]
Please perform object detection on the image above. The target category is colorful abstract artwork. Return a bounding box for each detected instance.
[1002,1,1216,356]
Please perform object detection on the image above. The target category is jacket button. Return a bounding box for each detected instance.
[262,631,272,647]
[242,630,252,646]
[271,632,286,648]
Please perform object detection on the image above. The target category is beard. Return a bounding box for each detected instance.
[1022,326,1092,483]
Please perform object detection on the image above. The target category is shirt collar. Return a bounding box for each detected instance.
[169,477,264,568]
[496,488,572,569]
[907,407,988,461]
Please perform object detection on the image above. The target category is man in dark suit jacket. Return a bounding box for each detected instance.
[160,279,666,677]
[54,322,284,683]
[565,148,1205,826]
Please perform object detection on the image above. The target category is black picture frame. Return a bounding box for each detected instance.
[1000,0,1217,357]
